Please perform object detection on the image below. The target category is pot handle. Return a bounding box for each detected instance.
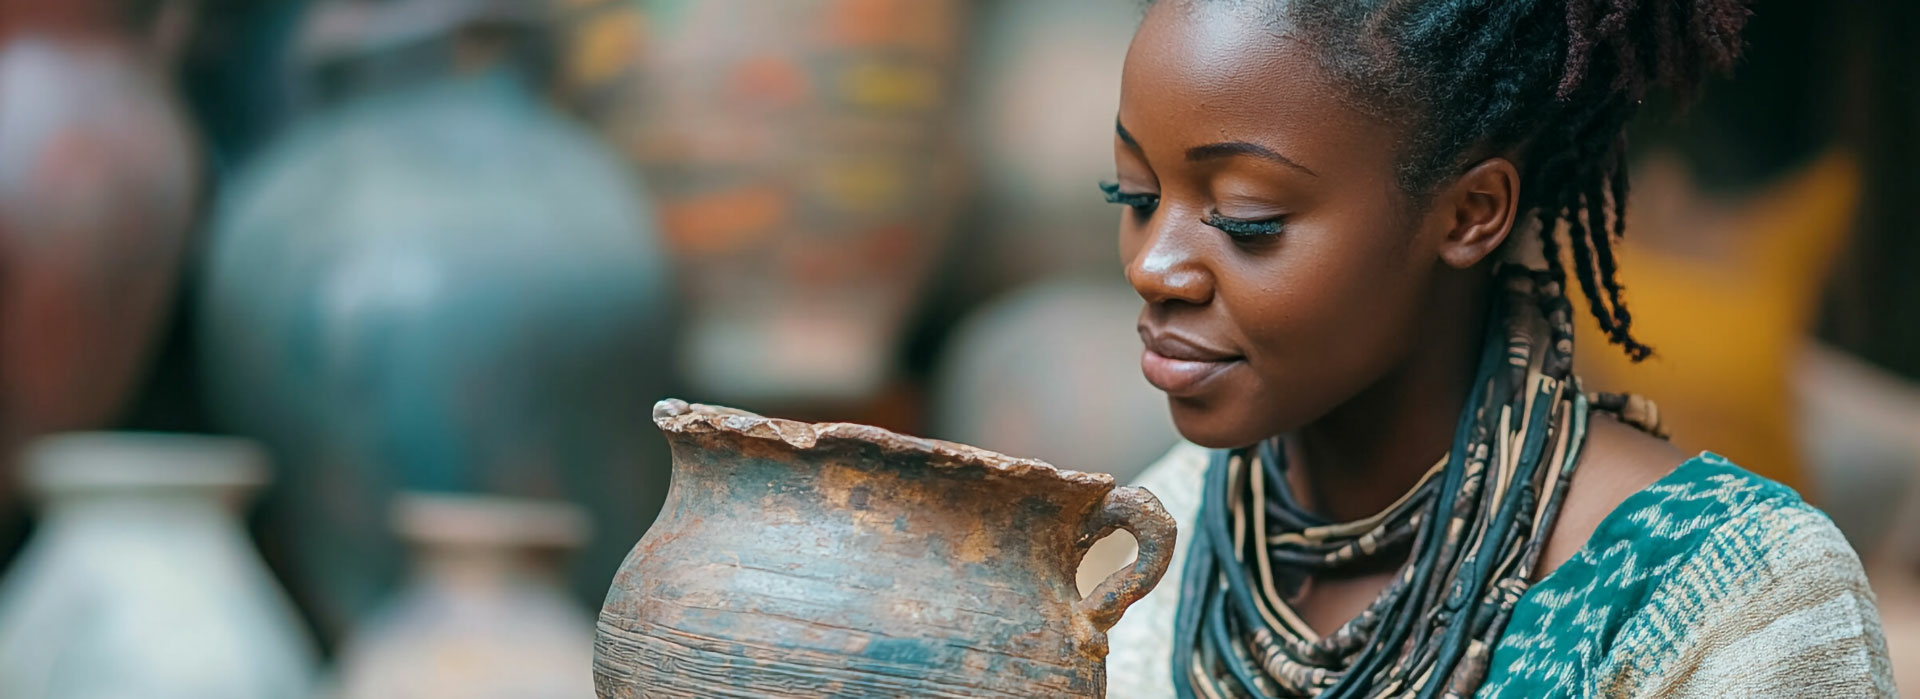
[1073,485,1177,631]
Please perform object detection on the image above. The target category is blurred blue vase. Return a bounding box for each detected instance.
[198,66,674,639]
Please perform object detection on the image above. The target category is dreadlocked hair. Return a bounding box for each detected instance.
[1284,0,1750,361]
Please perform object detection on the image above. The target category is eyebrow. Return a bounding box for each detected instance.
[1187,141,1317,177]
[1115,120,1317,178]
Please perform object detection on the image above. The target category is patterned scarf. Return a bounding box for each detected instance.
[1171,267,1662,698]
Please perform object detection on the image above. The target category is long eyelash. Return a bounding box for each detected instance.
[1098,181,1159,210]
[1203,211,1285,238]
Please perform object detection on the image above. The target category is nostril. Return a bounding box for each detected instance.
[1123,217,1215,307]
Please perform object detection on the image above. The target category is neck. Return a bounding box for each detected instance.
[1284,269,1494,523]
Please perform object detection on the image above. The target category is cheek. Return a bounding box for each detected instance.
[1221,216,1430,417]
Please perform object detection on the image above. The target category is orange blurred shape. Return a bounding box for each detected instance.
[729,55,809,107]
[659,185,788,256]
[822,0,959,51]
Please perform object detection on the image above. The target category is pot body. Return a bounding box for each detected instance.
[0,433,318,699]
[594,401,1176,698]
[561,0,966,405]
[957,0,1139,292]
[199,68,674,636]
[327,495,596,699]
[0,24,197,472]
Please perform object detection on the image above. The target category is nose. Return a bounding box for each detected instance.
[1124,216,1215,307]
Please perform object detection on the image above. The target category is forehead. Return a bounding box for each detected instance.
[1118,1,1396,173]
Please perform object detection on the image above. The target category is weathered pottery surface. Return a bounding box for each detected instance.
[594,400,1177,698]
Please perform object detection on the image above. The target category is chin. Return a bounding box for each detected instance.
[1165,395,1269,450]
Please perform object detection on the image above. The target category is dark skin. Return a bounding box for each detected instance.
[1115,0,1687,635]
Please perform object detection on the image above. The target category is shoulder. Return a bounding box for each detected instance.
[1594,469,1895,696]
[1483,450,1896,697]
[1536,415,1690,579]
[1541,447,1856,612]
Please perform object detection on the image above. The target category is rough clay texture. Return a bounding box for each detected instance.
[594,400,1177,698]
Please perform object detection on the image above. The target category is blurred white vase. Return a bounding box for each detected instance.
[324,494,595,699]
[0,433,318,699]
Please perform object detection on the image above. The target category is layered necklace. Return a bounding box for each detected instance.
[1171,267,1662,699]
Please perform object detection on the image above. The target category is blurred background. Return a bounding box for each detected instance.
[0,0,1913,695]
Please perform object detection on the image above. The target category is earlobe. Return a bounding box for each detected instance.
[1437,158,1521,270]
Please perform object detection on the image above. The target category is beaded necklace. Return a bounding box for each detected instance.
[1171,267,1662,698]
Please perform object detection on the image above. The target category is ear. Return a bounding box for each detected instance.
[1433,157,1521,269]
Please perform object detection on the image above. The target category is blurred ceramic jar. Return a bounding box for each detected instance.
[0,433,318,699]
[323,494,595,699]
[559,0,966,407]
[0,3,199,496]
[956,0,1141,294]
[199,3,674,639]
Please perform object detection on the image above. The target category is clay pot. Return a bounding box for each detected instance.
[960,0,1140,290]
[0,433,318,698]
[0,15,198,479]
[199,65,675,636]
[560,0,967,406]
[594,400,1178,698]
[325,494,596,699]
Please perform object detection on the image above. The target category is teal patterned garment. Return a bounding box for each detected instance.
[1105,447,1898,698]
[1477,452,1895,696]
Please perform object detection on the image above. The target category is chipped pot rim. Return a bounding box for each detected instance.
[651,399,1116,488]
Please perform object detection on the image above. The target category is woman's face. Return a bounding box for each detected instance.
[1115,1,1453,448]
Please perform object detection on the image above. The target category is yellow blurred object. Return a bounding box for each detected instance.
[1575,149,1861,495]
[838,60,942,111]
[564,6,645,91]
[814,157,909,213]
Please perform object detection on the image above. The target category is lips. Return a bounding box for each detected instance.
[1138,326,1243,397]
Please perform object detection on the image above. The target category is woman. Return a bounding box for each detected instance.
[1098,0,1895,697]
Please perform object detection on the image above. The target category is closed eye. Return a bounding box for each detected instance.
[1203,211,1285,238]
[1099,181,1159,214]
